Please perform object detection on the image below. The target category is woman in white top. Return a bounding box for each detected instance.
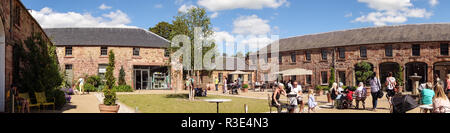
[355,82,367,109]
[385,72,396,107]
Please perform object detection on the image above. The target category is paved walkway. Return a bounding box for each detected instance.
[61,93,100,113]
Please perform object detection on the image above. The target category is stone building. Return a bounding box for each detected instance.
[255,23,450,91]
[45,28,183,91]
[1,0,54,112]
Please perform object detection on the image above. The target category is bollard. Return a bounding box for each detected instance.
[244,104,248,113]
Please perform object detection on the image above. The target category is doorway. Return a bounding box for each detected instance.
[405,62,428,92]
[133,66,170,90]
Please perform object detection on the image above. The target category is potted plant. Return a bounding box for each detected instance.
[99,50,120,113]
[315,85,326,96]
[242,84,249,93]
[99,86,120,113]
[395,65,404,93]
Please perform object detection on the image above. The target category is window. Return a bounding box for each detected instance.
[412,44,420,56]
[338,71,346,86]
[321,49,327,60]
[385,45,393,57]
[248,74,252,83]
[164,49,170,57]
[101,47,108,56]
[14,6,21,26]
[338,48,345,59]
[306,75,312,85]
[291,52,297,63]
[360,46,367,58]
[218,73,223,83]
[264,73,269,82]
[65,64,73,70]
[321,71,328,85]
[305,51,311,61]
[441,43,449,56]
[266,55,270,63]
[65,46,72,56]
[133,48,140,56]
[98,64,108,79]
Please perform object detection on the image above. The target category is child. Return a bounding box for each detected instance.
[308,89,318,113]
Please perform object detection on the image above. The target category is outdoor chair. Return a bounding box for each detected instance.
[34,92,56,111]
[18,93,41,112]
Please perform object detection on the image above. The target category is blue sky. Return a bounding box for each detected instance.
[22,0,450,54]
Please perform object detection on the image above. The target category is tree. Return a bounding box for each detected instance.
[149,21,174,40]
[105,50,116,89]
[13,32,62,93]
[118,66,126,85]
[355,62,374,85]
[329,67,335,88]
[395,65,404,86]
[171,7,216,100]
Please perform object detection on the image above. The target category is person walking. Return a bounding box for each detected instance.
[272,83,287,113]
[355,82,367,110]
[369,72,382,112]
[214,77,219,91]
[308,89,317,113]
[78,77,84,95]
[291,81,304,113]
[223,76,228,94]
[330,82,338,108]
[385,72,396,108]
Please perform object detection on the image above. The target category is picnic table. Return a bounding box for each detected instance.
[204,99,232,113]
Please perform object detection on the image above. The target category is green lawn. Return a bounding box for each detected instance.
[117,94,270,113]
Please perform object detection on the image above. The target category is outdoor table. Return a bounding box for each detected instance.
[204,99,232,113]
[418,105,433,113]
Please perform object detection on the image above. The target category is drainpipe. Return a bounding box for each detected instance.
[332,48,336,83]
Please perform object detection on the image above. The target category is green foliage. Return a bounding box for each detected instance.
[149,21,174,40]
[242,84,249,89]
[395,65,404,86]
[13,32,63,93]
[329,67,336,88]
[118,66,126,85]
[315,85,329,91]
[102,86,117,106]
[113,85,133,92]
[105,50,116,89]
[86,75,102,87]
[355,62,374,85]
[83,83,97,92]
[47,89,66,109]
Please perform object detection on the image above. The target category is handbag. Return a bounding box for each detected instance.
[376,78,384,99]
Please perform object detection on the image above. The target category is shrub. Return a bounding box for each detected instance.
[103,86,117,106]
[113,85,133,92]
[86,75,102,87]
[315,85,329,91]
[242,84,249,89]
[47,89,66,109]
[355,62,374,85]
[118,66,126,85]
[329,68,335,88]
[84,83,97,92]
[98,85,105,92]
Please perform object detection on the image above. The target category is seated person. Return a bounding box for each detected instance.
[355,82,367,109]
[13,86,30,113]
[421,83,435,106]
[433,84,450,113]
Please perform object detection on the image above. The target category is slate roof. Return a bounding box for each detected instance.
[44,28,170,48]
[260,23,450,53]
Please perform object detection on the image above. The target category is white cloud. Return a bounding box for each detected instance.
[354,0,432,26]
[99,3,112,10]
[210,12,219,18]
[429,0,438,7]
[175,0,184,5]
[213,31,273,53]
[30,7,136,28]
[232,15,271,35]
[178,4,196,13]
[198,0,289,11]
[345,12,353,17]
[154,4,163,8]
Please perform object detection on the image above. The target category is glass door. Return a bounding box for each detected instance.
[134,69,150,90]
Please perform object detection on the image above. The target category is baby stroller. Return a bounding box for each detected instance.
[230,84,239,95]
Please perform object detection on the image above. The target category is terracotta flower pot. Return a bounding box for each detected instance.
[326,93,331,103]
[242,88,248,93]
[365,87,371,96]
[99,104,120,113]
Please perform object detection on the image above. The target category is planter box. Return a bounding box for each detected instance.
[99,104,120,113]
